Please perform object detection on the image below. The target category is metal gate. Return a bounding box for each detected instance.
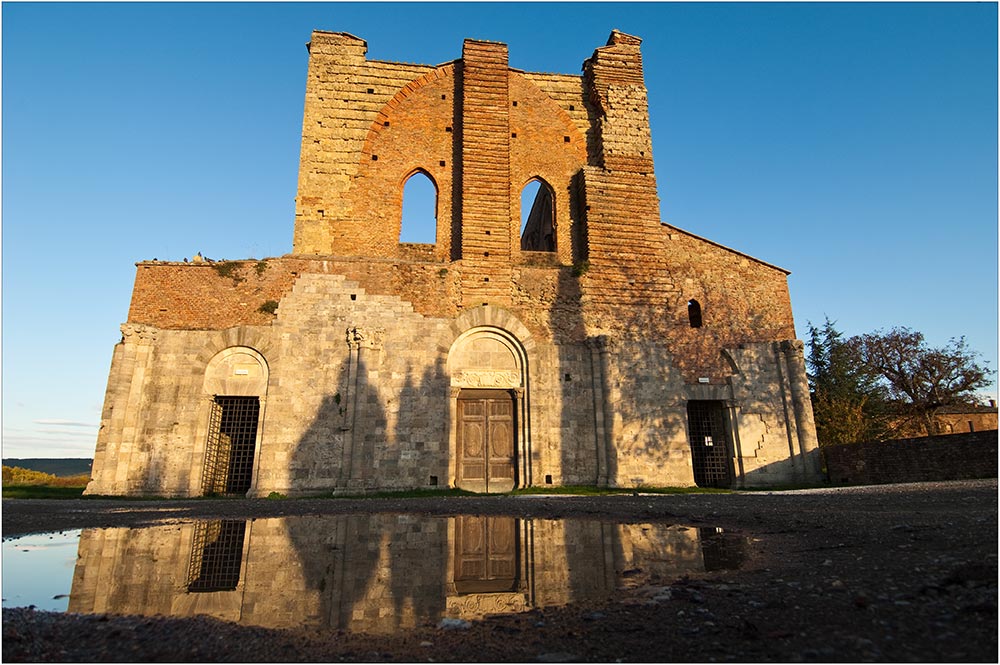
[186,520,247,592]
[202,396,260,495]
[686,400,731,488]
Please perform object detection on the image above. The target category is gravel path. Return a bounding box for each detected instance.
[3,479,997,662]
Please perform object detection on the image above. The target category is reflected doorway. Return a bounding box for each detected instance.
[454,516,520,594]
[456,390,516,493]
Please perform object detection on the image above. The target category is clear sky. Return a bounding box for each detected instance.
[3,2,997,458]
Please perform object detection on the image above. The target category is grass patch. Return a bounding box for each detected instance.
[309,487,480,500]
[2,485,87,499]
[509,485,732,496]
[737,483,831,492]
[2,483,742,501]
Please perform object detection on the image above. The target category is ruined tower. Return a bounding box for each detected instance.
[86,30,821,497]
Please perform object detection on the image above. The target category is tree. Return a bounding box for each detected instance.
[852,327,994,436]
[806,318,892,445]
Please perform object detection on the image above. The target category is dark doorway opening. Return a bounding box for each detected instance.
[457,389,516,493]
[203,396,260,495]
[186,520,247,592]
[686,400,731,488]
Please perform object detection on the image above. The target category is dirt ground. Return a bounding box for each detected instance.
[2,479,997,662]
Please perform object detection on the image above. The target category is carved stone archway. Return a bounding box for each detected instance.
[447,326,529,492]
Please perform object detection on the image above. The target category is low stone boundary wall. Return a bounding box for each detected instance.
[823,430,998,485]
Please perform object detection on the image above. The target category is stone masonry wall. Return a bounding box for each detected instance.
[69,516,716,632]
[88,28,822,497]
[823,431,999,485]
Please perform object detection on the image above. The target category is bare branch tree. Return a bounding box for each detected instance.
[851,328,993,436]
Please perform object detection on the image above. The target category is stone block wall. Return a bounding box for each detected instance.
[69,515,720,631]
[87,28,823,498]
[823,431,999,485]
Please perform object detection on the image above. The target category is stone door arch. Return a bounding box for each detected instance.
[448,327,529,492]
[199,347,269,496]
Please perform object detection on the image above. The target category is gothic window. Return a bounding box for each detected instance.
[688,300,703,328]
[400,170,437,244]
[520,179,555,252]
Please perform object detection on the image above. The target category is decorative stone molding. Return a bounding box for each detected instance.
[586,334,619,354]
[445,592,528,618]
[346,326,385,350]
[451,370,521,388]
[780,339,805,356]
[120,323,158,343]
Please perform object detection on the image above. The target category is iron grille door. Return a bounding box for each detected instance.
[187,520,248,592]
[686,401,731,488]
[202,396,260,496]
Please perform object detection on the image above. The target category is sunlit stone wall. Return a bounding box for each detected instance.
[68,516,741,631]
[85,28,823,498]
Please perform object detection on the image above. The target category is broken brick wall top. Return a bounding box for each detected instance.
[292,31,647,267]
[123,29,799,380]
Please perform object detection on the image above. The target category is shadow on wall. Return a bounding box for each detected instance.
[284,514,450,633]
[550,259,819,491]
[288,345,450,496]
[823,430,998,486]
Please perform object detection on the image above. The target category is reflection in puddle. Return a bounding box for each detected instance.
[1,530,82,612]
[12,515,748,633]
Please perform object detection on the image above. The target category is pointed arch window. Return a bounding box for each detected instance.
[520,179,555,252]
[688,300,703,328]
[400,170,437,244]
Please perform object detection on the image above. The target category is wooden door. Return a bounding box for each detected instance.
[457,390,516,493]
[454,516,519,593]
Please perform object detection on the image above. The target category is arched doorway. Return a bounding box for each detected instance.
[448,327,528,493]
[201,347,269,496]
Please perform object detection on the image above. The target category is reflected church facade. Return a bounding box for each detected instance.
[68,516,747,631]
[86,30,821,498]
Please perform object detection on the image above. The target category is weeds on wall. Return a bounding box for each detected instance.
[212,261,245,284]
[258,300,279,315]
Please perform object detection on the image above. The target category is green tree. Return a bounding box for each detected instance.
[806,318,891,445]
[852,327,993,436]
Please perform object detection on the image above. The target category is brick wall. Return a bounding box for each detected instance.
[823,431,998,485]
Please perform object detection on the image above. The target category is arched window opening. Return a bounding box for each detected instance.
[688,300,703,328]
[520,179,555,252]
[400,171,437,244]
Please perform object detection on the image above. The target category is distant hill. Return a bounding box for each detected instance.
[2,458,93,477]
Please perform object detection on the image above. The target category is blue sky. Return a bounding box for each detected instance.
[3,2,997,458]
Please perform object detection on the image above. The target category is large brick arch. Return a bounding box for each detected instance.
[349,65,458,260]
[508,72,587,264]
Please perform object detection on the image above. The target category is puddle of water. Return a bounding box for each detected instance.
[2,530,82,611]
[3,515,749,632]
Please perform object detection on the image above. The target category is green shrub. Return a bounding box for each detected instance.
[212,261,245,284]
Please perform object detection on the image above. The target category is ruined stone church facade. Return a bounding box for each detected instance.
[86,30,821,497]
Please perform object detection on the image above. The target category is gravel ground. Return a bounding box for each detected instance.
[3,479,997,662]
